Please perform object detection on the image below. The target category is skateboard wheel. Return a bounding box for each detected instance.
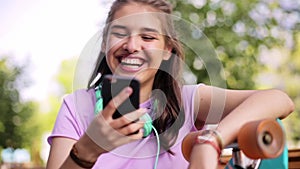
[238,119,285,159]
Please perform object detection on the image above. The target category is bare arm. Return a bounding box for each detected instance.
[46,133,107,169]
[194,85,257,129]
[195,85,294,145]
[46,137,76,169]
[188,85,294,169]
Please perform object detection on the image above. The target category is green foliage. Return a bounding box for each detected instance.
[39,58,77,133]
[172,0,299,90]
[171,0,300,144]
[0,57,38,148]
[56,59,77,94]
[279,33,300,145]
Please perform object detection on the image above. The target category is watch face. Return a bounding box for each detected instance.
[197,135,213,142]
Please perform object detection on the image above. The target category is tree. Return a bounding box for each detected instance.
[171,0,299,89]
[273,33,300,146]
[0,56,38,149]
[169,0,300,144]
[23,58,76,166]
[40,57,77,134]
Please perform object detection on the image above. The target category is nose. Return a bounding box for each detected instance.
[123,36,140,53]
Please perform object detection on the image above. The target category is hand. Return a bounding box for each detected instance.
[86,87,147,153]
[188,143,219,169]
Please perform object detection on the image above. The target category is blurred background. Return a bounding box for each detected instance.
[0,0,299,168]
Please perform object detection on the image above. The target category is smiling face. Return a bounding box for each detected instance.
[104,2,172,99]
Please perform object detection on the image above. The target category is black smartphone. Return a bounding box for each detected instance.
[102,75,140,119]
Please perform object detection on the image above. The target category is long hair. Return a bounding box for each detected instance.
[88,0,185,152]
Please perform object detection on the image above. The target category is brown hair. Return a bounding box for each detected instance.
[88,0,185,152]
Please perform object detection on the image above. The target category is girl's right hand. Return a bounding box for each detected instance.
[85,86,147,154]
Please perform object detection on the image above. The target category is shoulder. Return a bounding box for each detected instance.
[47,89,95,144]
[182,84,205,97]
[180,84,205,114]
[62,88,95,105]
[62,89,96,117]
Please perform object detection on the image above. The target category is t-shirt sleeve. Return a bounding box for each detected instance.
[182,84,204,131]
[177,84,205,141]
[47,89,95,145]
[47,96,82,145]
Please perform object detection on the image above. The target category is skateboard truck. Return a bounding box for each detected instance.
[226,119,285,169]
[226,143,261,169]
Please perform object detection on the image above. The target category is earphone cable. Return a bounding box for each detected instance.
[152,126,160,169]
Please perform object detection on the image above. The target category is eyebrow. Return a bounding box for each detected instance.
[141,27,160,33]
[110,25,127,30]
[110,24,160,34]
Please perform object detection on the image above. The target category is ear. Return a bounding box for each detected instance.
[101,42,106,53]
[163,44,173,60]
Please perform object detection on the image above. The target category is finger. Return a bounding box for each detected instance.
[128,128,145,140]
[102,87,132,119]
[118,122,145,136]
[112,129,144,147]
[110,108,147,129]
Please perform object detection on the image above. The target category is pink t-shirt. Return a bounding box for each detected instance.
[48,84,201,169]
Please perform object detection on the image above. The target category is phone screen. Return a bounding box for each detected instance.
[102,75,140,119]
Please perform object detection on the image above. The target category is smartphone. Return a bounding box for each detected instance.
[102,75,140,119]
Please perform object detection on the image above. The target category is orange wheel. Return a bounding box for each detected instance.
[238,119,285,159]
[181,131,199,162]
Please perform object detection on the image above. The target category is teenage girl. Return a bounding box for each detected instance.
[46,0,294,169]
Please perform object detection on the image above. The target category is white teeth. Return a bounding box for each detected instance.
[121,58,143,66]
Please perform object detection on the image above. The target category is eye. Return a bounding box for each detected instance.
[141,34,157,41]
[111,32,128,38]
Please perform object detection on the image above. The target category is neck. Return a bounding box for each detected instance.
[139,78,155,103]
